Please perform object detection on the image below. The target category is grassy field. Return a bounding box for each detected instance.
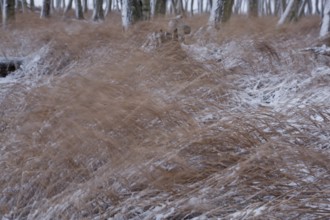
[0,13,329,219]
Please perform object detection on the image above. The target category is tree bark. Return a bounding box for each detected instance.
[121,0,133,29]
[64,0,73,14]
[41,0,51,18]
[92,0,104,21]
[320,1,330,37]
[197,0,202,13]
[2,0,15,27]
[75,0,84,19]
[141,0,150,20]
[150,0,156,18]
[105,0,112,16]
[222,0,234,22]
[208,0,222,27]
[82,0,88,12]
[277,0,296,26]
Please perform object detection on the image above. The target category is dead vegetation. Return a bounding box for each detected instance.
[0,13,329,219]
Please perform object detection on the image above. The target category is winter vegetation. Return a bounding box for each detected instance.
[1,0,330,219]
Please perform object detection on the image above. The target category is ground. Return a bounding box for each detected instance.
[0,13,329,219]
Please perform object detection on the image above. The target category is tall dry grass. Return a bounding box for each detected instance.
[0,13,329,219]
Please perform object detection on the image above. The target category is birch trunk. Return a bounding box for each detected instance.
[277,0,295,26]
[105,0,112,16]
[74,0,84,19]
[121,0,133,30]
[64,0,73,14]
[320,1,330,37]
[208,0,222,27]
[2,0,15,27]
[150,0,156,18]
[222,0,234,22]
[92,0,104,21]
[40,0,51,18]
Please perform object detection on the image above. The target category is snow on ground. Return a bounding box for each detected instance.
[1,21,330,219]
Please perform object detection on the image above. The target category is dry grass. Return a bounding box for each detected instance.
[0,13,329,219]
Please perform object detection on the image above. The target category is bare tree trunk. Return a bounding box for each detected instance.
[306,0,312,15]
[141,0,150,20]
[30,0,35,11]
[298,0,307,17]
[171,0,177,15]
[222,0,233,22]
[2,0,15,27]
[0,1,3,19]
[315,0,320,15]
[277,0,296,26]
[208,0,222,27]
[320,1,330,37]
[233,0,242,14]
[64,0,73,14]
[197,0,202,13]
[55,0,61,10]
[121,0,133,29]
[176,0,183,14]
[92,0,104,21]
[105,0,112,16]
[150,0,155,18]
[75,0,84,19]
[82,0,88,12]
[41,0,51,18]
[190,0,194,16]
[206,0,212,12]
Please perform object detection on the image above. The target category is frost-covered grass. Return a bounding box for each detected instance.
[0,14,329,219]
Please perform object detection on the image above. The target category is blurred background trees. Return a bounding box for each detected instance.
[1,0,329,37]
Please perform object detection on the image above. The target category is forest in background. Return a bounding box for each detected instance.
[2,0,330,37]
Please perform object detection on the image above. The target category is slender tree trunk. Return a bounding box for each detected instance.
[105,0,111,16]
[306,0,312,15]
[141,0,150,20]
[30,0,35,11]
[64,0,73,14]
[41,0,51,18]
[222,0,233,22]
[197,0,202,13]
[298,0,307,17]
[206,0,212,12]
[320,1,330,37]
[150,0,156,17]
[2,0,16,27]
[190,0,194,16]
[315,0,320,15]
[93,0,104,21]
[0,1,3,19]
[74,0,84,19]
[121,0,133,29]
[171,0,177,15]
[55,0,61,10]
[208,0,222,27]
[277,0,296,26]
[82,0,88,12]
[176,0,183,14]
[234,0,242,14]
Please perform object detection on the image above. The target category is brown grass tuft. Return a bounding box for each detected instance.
[0,13,329,219]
